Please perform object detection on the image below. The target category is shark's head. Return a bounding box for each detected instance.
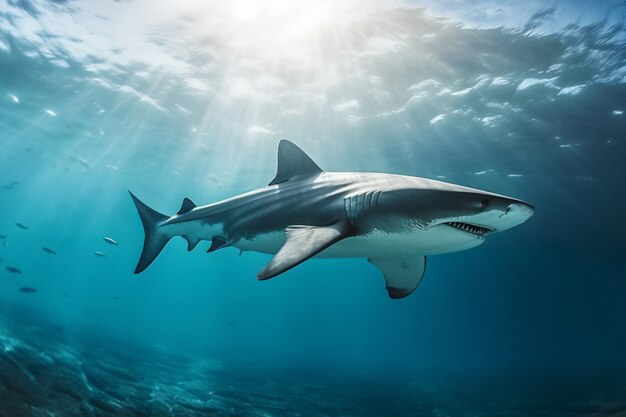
[377,178,534,252]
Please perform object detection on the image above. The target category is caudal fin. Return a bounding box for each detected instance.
[129,191,171,273]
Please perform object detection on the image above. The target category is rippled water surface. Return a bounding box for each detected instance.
[1,0,625,415]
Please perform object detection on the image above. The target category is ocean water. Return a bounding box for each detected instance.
[1,1,626,415]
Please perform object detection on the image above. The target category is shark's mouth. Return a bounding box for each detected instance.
[445,222,493,236]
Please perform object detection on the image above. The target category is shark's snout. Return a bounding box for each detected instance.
[496,201,534,231]
[503,201,534,219]
[435,197,534,237]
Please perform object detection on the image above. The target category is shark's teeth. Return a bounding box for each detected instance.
[445,222,492,236]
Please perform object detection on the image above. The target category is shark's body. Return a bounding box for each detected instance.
[131,140,534,299]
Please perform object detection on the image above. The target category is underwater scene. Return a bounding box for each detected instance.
[1,0,626,415]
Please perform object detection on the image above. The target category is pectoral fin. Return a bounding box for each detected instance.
[258,223,350,280]
[368,256,427,299]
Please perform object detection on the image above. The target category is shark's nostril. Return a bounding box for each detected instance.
[501,202,535,222]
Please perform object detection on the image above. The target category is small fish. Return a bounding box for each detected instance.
[42,247,57,255]
[18,287,37,293]
[103,237,119,246]
[0,234,6,239]
[94,251,106,257]
[16,223,29,230]
[474,169,495,176]
[5,266,22,274]
[112,296,120,300]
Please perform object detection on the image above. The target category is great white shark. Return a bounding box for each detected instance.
[130,140,534,299]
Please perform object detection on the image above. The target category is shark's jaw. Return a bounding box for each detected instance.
[444,222,494,237]
[429,200,534,240]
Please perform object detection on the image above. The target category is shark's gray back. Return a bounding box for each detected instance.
[182,172,371,240]
[183,171,486,240]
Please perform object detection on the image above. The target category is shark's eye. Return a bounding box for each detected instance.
[481,199,490,209]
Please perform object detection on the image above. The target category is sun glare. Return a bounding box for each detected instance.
[225,0,343,50]
[229,0,331,25]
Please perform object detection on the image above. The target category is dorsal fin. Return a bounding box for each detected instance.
[268,140,323,186]
[177,198,196,215]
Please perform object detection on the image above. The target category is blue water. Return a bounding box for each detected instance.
[1,1,625,415]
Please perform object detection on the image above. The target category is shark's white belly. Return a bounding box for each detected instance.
[235,227,484,258]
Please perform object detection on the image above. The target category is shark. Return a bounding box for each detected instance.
[130,140,534,299]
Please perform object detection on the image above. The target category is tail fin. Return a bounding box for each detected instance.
[129,191,171,273]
